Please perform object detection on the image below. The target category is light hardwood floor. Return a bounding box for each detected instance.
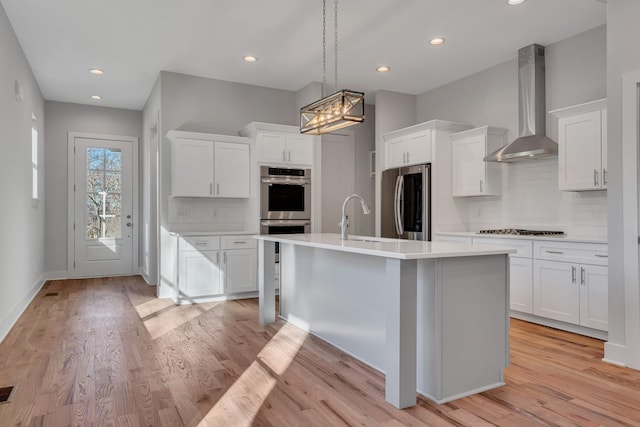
[1,276,640,426]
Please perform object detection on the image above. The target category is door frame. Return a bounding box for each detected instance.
[67,132,139,278]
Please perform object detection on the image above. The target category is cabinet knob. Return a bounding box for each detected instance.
[594,169,598,187]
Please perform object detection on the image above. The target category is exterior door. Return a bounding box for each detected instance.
[71,134,135,277]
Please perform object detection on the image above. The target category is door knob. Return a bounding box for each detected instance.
[126,222,132,227]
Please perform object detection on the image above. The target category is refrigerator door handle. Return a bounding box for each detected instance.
[397,175,405,236]
[394,175,403,236]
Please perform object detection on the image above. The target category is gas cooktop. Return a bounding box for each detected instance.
[477,229,565,237]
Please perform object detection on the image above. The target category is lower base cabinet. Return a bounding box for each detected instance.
[178,234,257,299]
[509,257,534,314]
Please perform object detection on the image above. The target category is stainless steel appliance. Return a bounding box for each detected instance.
[260,166,311,220]
[381,164,431,241]
[260,219,311,235]
[478,229,565,237]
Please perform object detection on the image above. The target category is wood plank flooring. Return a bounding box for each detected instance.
[1,276,640,426]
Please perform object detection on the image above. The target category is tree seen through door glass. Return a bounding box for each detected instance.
[85,147,122,239]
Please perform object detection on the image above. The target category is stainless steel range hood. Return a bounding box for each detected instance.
[484,44,557,163]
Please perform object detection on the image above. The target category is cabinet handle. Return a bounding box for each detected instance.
[594,169,598,186]
[216,252,220,264]
[402,152,406,163]
[283,150,286,161]
[194,242,208,246]
[545,250,564,254]
[595,254,608,258]
[223,252,227,263]
[233,241,247,244]
[210,183,213,195]
[580,267,585,285]
[288,151,291,162]
[603,169,607,186]
[216,183,220,195]
[571,265,576,283]
[480,180,483,192]
[407,152,410,163]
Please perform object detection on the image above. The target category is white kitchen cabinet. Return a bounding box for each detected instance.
[220,235,258,294]
[550,99,607,191]
[473,237,534,314]
[168,132,251,198]
[385,130,432,169]
[241,123,314,166]
[178,234,258,301]
[451,126,506,197]
[178,236,223,298]
[532,240,608,331]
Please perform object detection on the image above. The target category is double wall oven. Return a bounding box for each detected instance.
[260,166,311,259]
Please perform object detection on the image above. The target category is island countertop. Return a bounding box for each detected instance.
[254,233,515,260]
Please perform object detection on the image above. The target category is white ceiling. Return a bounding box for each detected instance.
[1,0,606,111]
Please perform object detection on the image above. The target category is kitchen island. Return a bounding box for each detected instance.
[255,233,514,409]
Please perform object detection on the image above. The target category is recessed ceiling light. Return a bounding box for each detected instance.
[91,95,102,100]
[243,56,257,63]
[376,66,390,73]
[429,37,446,46]
[89,69,104,75]
[507,0,526,5]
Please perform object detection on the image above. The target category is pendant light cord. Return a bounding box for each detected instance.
[334,0,338,92]
[322,0,326,97]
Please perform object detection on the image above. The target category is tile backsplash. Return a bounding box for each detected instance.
[465,158,608,238]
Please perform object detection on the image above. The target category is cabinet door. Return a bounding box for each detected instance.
[171,138,214,197]
[601,109,608,189]
[579,265,608,331]
[179,250,222,297]
[406,131,432,164]
[214,142,250,198]
[533,260,579,324]
[510,257,533,314]
[257,132,287,164]
[452,134,485,196]
[558,111,602,191]
[385,136,407,169]
[286,134,314,166]
[223,249,257,293]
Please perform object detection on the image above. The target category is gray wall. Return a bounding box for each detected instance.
[415,25,607,236]
[0,2,45,340]
[44,101,142,273]
[353,103,376,235]
[606,0,640,366]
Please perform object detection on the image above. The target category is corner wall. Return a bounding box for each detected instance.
[0,2,45,341]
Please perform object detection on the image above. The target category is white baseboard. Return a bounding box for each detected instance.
[0,274,46,343]
[45,271,68,281]
[510,311,608,340]
[604,342,630,367]
[139,267,156,286]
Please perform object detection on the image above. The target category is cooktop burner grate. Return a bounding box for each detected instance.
[477,229,565,236]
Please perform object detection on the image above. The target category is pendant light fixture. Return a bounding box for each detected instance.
[300,0,365,135]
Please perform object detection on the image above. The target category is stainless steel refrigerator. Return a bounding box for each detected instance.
[380,164,431,241]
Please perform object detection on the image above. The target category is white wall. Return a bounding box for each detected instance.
[44,101,142,275]
[0,2,46,341]
[416,26,607,237]
[605,0,640,368]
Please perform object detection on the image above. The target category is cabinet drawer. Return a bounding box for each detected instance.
[473,237,533,258]
[534,241,608,266]
[221,235,257,250]
[180,236,221,252]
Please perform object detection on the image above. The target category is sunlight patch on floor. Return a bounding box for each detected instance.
[200,322,308,425]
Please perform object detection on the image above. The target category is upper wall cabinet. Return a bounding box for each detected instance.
[382,120,472,171]
[550,99,607,192]
[450,126,507,197]
[167,131,251,198]
[240,122,315,167]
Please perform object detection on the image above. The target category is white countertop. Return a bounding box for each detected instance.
[254,233,515,260]
[435,231,607,244]
[170,230,258,237]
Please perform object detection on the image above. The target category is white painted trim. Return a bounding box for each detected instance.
[614,69,640,369]
[67,132,140,279]
[45,271,68,281]
[418,382,506,405]
[0,274,46,343]
[510,311,608,340]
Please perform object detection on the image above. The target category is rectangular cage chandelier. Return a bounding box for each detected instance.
[300,0,364,135]
[300,89,364,135]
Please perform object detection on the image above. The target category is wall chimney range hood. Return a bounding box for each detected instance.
[484,44,558,163]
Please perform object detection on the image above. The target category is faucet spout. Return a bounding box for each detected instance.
[340,194,371,241]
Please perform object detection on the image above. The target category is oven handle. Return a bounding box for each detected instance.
[261,177,311,185]
[260,219,311,227]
